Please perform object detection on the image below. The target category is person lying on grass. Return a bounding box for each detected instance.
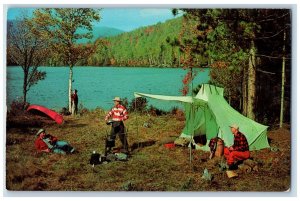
[34,128,75,154]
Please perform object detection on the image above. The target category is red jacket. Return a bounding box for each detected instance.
[71,93,78,104]
[34,134,58,152]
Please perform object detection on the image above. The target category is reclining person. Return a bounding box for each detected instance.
[34,128,75,154]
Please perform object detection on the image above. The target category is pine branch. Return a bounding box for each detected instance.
[255,26,289,40]
[255,54,291,60]
[258,12,290,23]
[257,68,276,75]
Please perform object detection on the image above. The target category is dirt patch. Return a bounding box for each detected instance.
[7,112,56,130]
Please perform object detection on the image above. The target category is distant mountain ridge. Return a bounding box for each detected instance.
[7,20,124,43]
[84,17,185,67]
[77,26,125,43]
[7,17,185,67]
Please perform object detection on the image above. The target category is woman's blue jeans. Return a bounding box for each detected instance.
[52,141,74,154]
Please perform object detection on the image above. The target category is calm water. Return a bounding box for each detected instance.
[6,66,210,111]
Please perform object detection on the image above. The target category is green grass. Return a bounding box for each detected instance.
[6,109,291,191]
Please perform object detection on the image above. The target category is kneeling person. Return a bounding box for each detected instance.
[224,124,250,170]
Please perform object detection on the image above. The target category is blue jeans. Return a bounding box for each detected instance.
[52,141,75,154]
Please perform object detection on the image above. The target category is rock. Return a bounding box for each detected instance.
[226,170,238,178]
[201,168,212,181]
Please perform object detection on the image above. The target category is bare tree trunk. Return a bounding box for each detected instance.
[280,31,286,128]
[22,68,28,109]
[242,66,248,116]
[178,49,180,67]
[247,40,256,120]
[23,77,27,108]
[68,66,73,113]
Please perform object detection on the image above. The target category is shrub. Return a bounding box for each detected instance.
[122,97,129,109]
[78,103,89,116]
[129,97,148,112]
[170,106,185,121]
[79,108,89,116]
[60,107,71,115]
[170,106,179,115]
[148,105,167,116]
[8,98,29,116]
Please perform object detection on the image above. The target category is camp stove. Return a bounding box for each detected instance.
[105,120,129,156]
[105,136,115,154]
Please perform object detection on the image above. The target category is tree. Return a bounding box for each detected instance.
[7,15,47,108]
[166,36,180,66]
[175,9,291,123]
[32,8,101,113]
[279,30,286,128]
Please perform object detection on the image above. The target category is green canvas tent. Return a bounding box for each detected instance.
[134,84,270,151]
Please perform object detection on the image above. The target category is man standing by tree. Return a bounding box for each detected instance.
[71,89,78,115]
[32,8,101,113]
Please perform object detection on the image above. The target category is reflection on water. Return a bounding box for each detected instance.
[6,66,210,111]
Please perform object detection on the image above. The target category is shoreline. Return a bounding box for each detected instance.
[6,65,211,69]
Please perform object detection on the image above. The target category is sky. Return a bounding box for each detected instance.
[6,7,181,32]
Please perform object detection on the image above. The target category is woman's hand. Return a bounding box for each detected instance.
[42,148,51,153]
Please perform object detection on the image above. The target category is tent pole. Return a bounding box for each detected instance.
[135,98,139,148]
[189,67,194,164]
[190,102,193,164]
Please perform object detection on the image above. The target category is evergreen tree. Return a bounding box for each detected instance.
[176,9,291,123]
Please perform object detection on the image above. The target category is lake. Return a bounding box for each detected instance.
[6,66,210,111]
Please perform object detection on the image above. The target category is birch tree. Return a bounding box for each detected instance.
[32,8,100,113]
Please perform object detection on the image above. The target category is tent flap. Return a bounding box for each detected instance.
[134,92,193,103]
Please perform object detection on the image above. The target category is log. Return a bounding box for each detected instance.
[252,165,259,172]
[238,164,252,173]
[243,159,258,168]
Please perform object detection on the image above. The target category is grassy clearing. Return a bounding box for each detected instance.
[6,109,291,191]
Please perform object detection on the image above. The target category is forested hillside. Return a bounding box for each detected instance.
[76,26,124,44]
[8,17,184,67]
[81,17,183,67]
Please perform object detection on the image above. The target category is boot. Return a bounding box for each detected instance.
[228,164,238,170]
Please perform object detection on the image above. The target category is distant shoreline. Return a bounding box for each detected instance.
[6,65,210,69]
